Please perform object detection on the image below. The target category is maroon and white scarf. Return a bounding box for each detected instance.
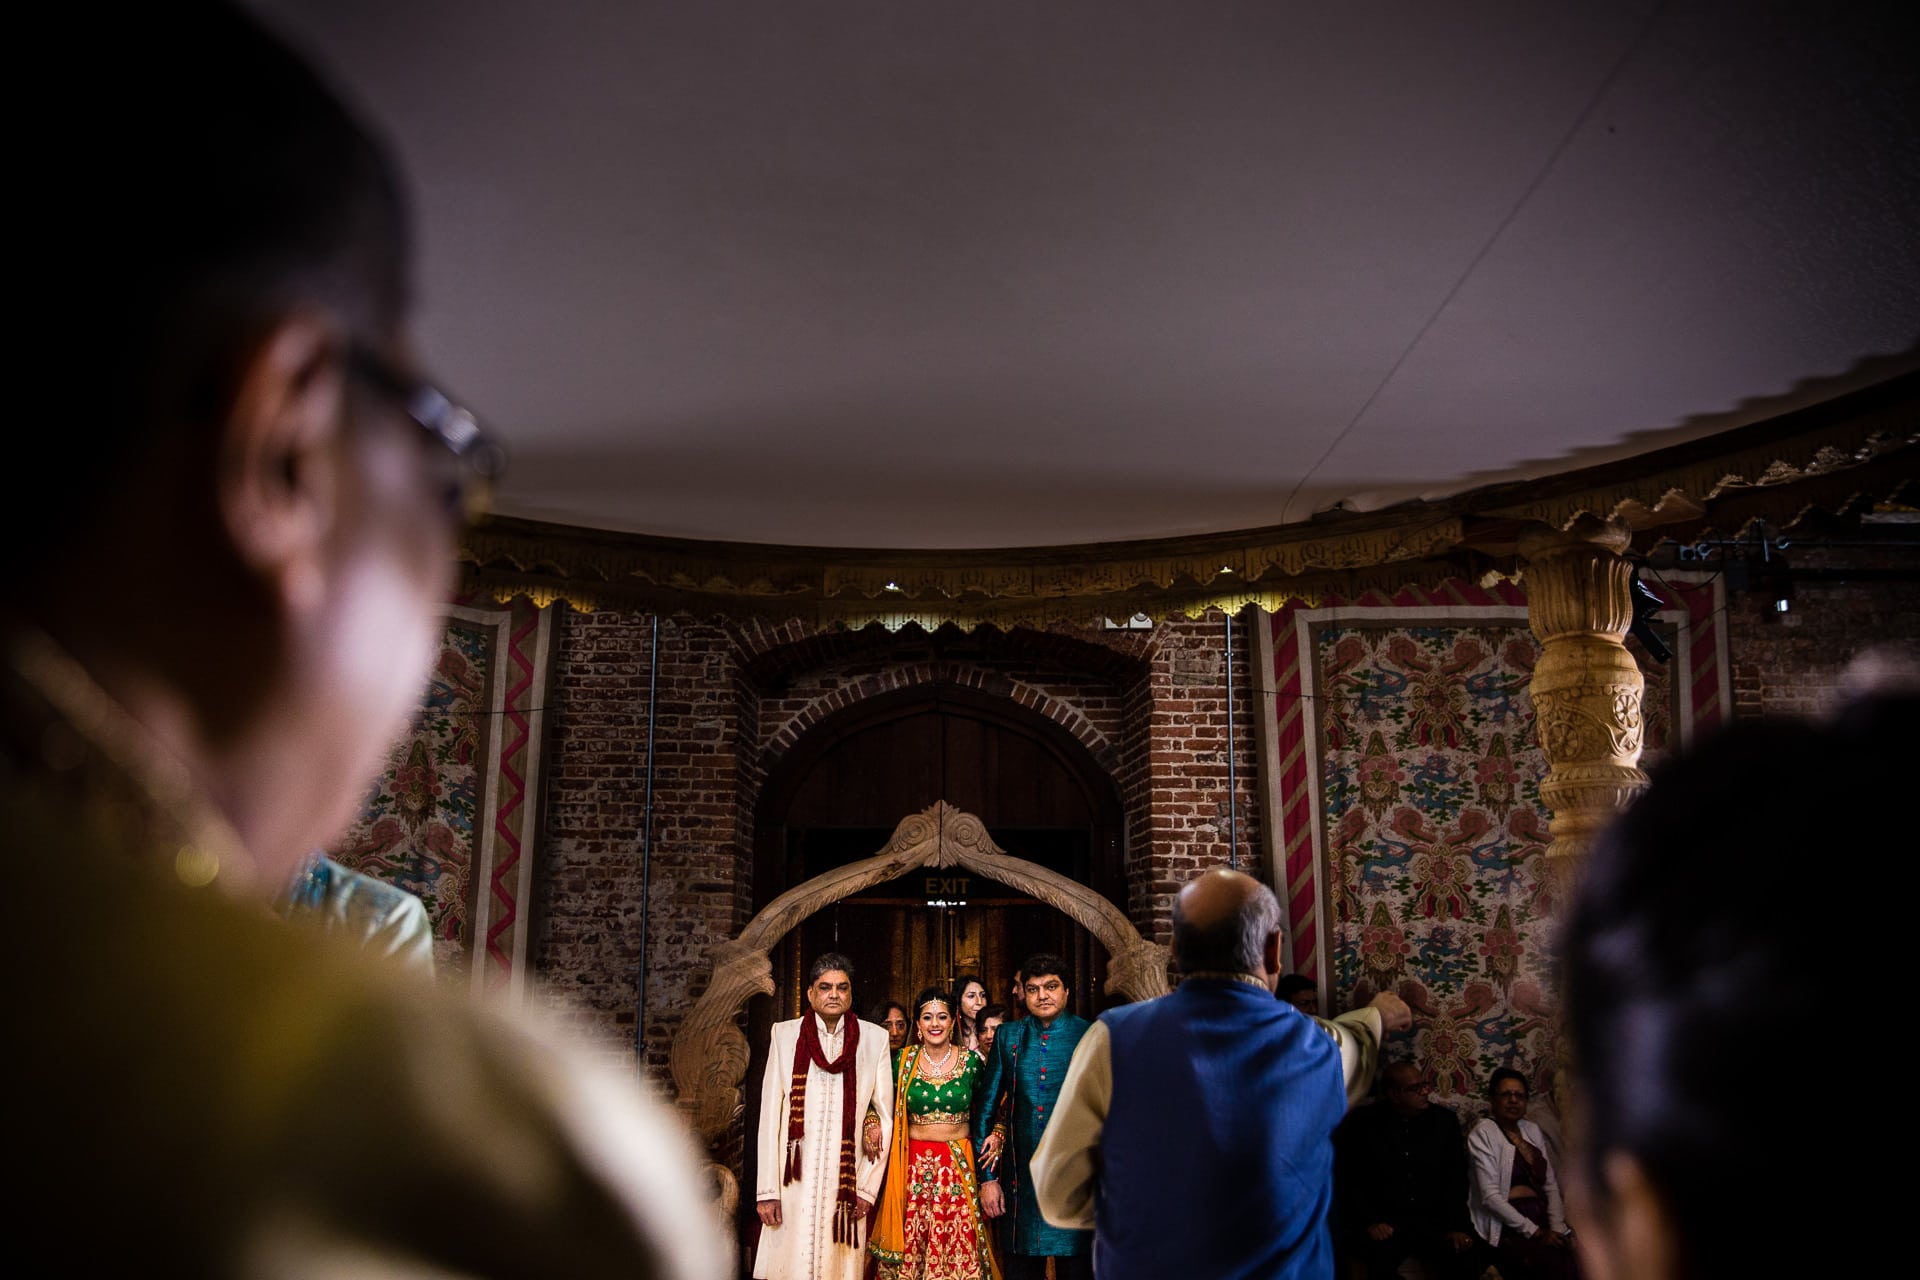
[784,1013,862,1244]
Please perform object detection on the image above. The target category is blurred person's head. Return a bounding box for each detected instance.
[1008,970,1027,1014]
[977,1004,1008,1056]
[1563,688,1913,1280]
[1276,974,1318,1015]
[19,3,497,892]
[871,1000,909,1051]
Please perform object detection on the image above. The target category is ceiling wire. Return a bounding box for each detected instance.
[1279,0,1674,524]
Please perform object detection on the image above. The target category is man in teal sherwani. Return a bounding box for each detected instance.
[974,952,1092,1280]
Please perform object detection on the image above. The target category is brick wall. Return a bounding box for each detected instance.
[528,607,1268,1097]
[1723,541,1920,718]
[534,613,757,1083]
[748,625,1134,767]
[1126,612,1265,943]
[531,608,652,1059]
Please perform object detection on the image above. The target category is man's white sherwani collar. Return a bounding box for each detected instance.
[813,1012,846,1057]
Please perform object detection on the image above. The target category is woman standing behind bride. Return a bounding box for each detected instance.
[953,976,989,1052]
[868,988,1002,1280]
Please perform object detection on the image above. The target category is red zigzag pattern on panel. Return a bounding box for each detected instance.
[484,605,540,982]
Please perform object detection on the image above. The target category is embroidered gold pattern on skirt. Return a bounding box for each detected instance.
[872,1138,997,1280]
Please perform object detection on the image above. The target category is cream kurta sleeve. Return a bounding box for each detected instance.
[1029,1019,1110,1231]
[1314,1006,1384,1108]
[855,1024,893,1202]
[756,1021,795,1202]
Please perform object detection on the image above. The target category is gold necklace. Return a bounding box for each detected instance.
[918,1043,960,1081]
[5,627,257,893]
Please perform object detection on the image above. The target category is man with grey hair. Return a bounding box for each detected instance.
[1030,868,1411,1279]
[754,952,894,1280]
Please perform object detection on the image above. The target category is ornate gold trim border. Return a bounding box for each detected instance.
[459,373,1917,627]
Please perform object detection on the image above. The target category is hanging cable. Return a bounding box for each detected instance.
[1225,608,1239,869]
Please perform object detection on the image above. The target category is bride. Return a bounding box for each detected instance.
[867,987,1002,1280]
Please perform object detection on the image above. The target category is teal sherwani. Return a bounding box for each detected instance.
[972,1012,1093,1258]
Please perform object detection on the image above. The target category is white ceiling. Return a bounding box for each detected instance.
[258,0,1920,549]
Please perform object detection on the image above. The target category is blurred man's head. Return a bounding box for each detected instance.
[22,5,497,891]
[1276,974,1317,1015]
[1563,688,1912,1280]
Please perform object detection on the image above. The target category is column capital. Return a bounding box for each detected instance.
[1518,515,1637,644]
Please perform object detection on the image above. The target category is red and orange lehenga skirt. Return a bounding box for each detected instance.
[870,1137,999,1280]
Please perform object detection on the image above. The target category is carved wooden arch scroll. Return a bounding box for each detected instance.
[669,801,1170,1141]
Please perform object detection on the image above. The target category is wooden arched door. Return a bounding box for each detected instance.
[753,682,1126,1021]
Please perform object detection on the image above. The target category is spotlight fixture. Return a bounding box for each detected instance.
[1770,570,1794,615]
[1626,564,1672,664]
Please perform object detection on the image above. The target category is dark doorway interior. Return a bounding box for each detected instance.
[795,828,1100,1024]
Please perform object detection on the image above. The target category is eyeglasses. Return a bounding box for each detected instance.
[1492,1090,1528,1101]
[348,342,506,523]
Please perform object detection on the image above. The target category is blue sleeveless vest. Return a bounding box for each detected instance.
[1095,979,1346,1279]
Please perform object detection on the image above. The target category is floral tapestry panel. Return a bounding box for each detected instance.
[328,622,493,978]
[1256,577,1722,1117]
[1315,620,1561,1109]
[325,599,558,993]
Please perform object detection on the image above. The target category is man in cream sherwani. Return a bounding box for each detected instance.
[755,952,894,1279]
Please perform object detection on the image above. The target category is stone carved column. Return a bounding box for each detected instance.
[1518,516,1649,880]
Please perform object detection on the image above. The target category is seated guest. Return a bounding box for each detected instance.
[1276,973,1318,1015]
[1335,1060,1482,1279]
[1562,685,1910,1280]
[1468,1069,1576,1279]
[871,999,911,1053]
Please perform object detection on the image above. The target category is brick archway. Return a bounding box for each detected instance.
[762,661,1116,771]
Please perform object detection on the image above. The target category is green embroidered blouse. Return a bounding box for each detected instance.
[894,1045,984,1125]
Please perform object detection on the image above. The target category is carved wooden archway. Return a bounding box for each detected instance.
[670,801,1169,1140]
